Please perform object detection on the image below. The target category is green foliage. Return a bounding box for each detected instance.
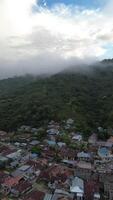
[59,133,71,144]
[31,146,41,154]
[0,63,113,139]
[69,142,88,151]
[36,129,46,141]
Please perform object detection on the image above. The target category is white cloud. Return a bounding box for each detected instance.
[0,0,113,78]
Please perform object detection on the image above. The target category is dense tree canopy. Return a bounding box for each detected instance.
[0,61,113,134]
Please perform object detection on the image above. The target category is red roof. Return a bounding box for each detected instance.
[23,190,45,200]
[84,180,100,200]
[27,159,47,170]
[40,164,73,182]
[14,180,32,193]
[0,171,8,184]
[3,176,22,187]
[0,146,15,156]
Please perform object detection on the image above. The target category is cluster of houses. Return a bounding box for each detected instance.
[0,120,113,200]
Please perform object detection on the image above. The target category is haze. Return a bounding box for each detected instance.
[0,0,113,79]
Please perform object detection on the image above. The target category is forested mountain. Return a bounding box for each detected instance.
[0,60,113,133]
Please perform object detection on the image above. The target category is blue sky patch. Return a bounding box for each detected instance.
[39,0,104,9]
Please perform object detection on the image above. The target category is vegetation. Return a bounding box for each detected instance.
[31,146,42,154]
[0,60,113,137]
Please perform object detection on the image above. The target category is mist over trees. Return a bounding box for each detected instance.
[0,61,113,136]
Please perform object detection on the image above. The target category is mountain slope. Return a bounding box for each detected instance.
[0,61,113,133]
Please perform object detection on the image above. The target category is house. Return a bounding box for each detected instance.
[72,134,82,142]
[22,190,45,200]
[93,193,101,200]
[11,180,32,197]
[105,136,113,148]
[47,129,59,135]
[109,184,113,200]
[59,148,76,160]
[0,171,9,184]
[44,194,53,200]
[40,164,73,184]
[77,152,91,161]
[103,179,113,200]
[29,140,40,146]
[27,158,48,171]
[57,142,66,148]
[66,119,74,125]
[10,160,19,168]
[75,161,93,180]
[98,147,110,158]
[64,119,74,129]
[47,140,57,146]
[70,177,84,200]
[16,133,31,143]
[18,125,31,132]
[30,153,39,159]
[52,189,74,200]
[0,131,10,142]
[12,165,35,180]
[41,148,56,160]
[88,133,97,145]
[48,121,60,129]
[0,145,15,157]
[0,156,9,168]
[0,130,7,137]
[1,176,23,195]
[96,141,106,147]
[84,180,100,200]
[6,150,22,161]
[62,160,77,168]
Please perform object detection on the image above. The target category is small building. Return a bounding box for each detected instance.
[6,150,22,161]
[98,147,110,158]
[70,177,84,200]
[47,129,59,135]
[52,189,74,200]
[88,133,97,145]
[84,180,100,200]
[66,119,74,125]
[1,176,23,195]
[12,165,34,180]
[57,142,66,148]
[23,190,45,200]
[0,156,9,168]
[77,152,91,161]
[47,140,56,146]
[62,159,77,167]
[43,194,53,200]
[29,140,40,146]
[72,134,82,142]
[105,136,113,148]
[11,180,32,197]
[75,161,93,180]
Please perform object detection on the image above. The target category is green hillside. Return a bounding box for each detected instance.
[0,60,113,134]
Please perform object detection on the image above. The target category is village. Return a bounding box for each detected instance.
[0,119,113,200]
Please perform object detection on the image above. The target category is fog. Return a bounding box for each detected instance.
[0,0,113,79]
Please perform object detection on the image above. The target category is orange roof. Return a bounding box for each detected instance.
[3,176,22,187]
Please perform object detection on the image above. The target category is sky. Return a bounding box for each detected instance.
[39,0,104,8]
[0,0,113,78]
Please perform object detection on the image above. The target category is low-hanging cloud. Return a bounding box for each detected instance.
[0,0,113,79]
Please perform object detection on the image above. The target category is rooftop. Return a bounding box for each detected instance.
[18,165,31,171]
[77,161,92,170]
[23,190,45,200]
[3,176,22,187]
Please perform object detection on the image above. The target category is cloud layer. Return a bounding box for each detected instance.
[0,0,113,78]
